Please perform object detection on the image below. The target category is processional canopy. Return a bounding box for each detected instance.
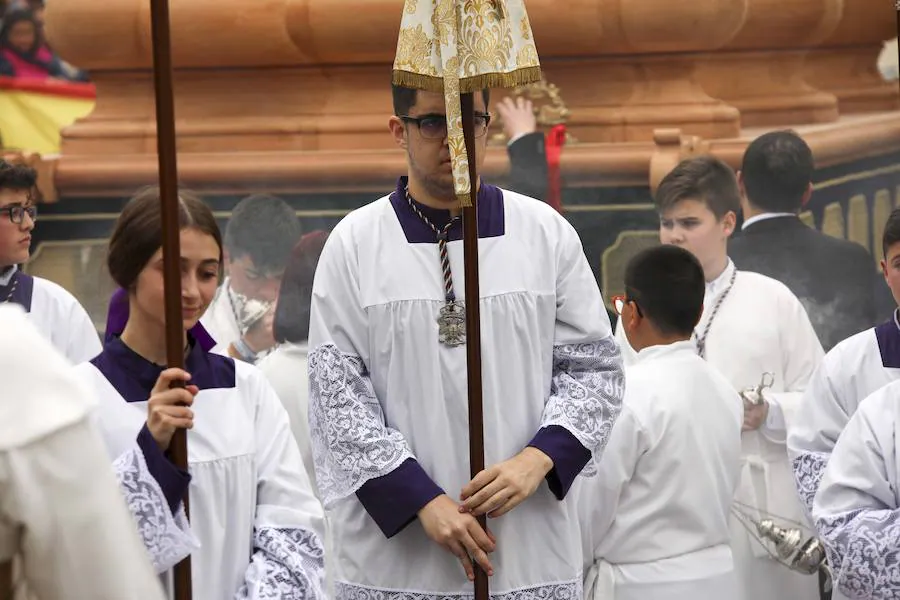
[392,0,542,205]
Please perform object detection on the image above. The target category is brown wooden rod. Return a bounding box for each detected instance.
[460,92,489,600]
[148,0,192,597]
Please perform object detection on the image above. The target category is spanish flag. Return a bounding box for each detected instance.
[0,76,95,155]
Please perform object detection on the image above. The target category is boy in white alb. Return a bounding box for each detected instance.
[580,245,742,600]
[613,156,824,600]
[0,159,100,363]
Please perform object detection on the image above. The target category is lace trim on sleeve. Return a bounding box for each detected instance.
[236,526,327,600]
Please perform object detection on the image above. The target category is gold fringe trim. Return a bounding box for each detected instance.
[392,66,543,93]
[457,191,473,208]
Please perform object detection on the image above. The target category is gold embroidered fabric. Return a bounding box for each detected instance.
[393,0,542,206]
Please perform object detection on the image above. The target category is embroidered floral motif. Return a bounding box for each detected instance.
[792,451,829,514]
[817,508,900,599]
[542,338,624,470]
[335,579,580,600]
[309,344,415,508]
[236,527,327,600]
[112,447,198,573]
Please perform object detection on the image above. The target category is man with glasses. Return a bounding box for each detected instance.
[307,86,624,600]
[0,159,100,363]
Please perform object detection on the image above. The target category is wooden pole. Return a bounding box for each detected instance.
[460,92,489,600]
[148,0,192,597]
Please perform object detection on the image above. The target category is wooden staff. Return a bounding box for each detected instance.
[460,92,489,600]
[148,0,192,597]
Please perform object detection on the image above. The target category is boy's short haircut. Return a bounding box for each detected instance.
[624,245,705,337]
[655,155,741,220]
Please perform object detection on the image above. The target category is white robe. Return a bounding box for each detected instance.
[0,304,165,600]
[812,379,900,600]
[257,342,315,489]
[578,340,743,600]
[788,314,900,516]
[614,259,824,600]
[2,267,101,364]
[73,338,327,600]
[308,181,625,600]
[258,341,336,599]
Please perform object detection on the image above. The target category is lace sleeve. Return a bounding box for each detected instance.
[816,508,900,599]
[308,343,415,508]
[793,451,829,515]
[235,527,327,600]
[112,446,199,573]
[540,339,624,465]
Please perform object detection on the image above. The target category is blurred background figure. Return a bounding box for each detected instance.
[0,304,165,600]
[203,193,303,365]
[258,229,329,489]
[0,7,87,82]
[729,131,877,351]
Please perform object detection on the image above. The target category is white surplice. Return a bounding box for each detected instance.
[73,338,327,600]
[308,181,625,600]
[812,378,900,600]
[615,259,824,600]
[577,340,743,600]
[258,342,315,489]
[789,312,900,516]
[0,304,165,600]
[258,341,337,600]
[1,266,101,364]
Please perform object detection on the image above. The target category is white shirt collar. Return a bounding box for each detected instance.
[0,265,17,287]
[635,339,698,363]
[706,258,735,298]
[741,212,796,231]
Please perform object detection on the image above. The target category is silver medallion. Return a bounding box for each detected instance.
[438,301,466,347]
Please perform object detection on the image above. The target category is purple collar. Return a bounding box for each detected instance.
[390,176,505,244]
[105,288,217,351]
[875,310,900,368]
[0,270,34,312]
[90,335,236,403]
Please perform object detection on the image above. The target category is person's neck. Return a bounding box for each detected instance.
[632,332,690,353]
[704,254,729,283]
[407,175,480,218]
[119,308,186,366]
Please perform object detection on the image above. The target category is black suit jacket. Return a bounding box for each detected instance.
[506,132,548,202]
[729,215,878,351]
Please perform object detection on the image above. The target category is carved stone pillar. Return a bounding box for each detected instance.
[803,0,899,113]
[522,0,746,142]
[695,0,842,127]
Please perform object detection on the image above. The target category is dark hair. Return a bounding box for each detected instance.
[392,84,490,116]
[223,194,302,275]
[883,208,900,259]
[273,230,329,344]
[0,9,39,53]
[741,130,813,213]
[655,155,741,220]
[107,186,222,290]
[0,159,37,198]
[624,245,705,337]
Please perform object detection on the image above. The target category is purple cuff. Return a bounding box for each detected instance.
[528,425,591,500]
[136,424,192,515]
[356,458,444,538]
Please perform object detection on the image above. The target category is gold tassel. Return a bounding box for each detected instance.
[457,191,473,208]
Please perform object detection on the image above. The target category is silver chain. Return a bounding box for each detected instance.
[695,268,737,358]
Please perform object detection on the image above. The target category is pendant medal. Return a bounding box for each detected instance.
[438,300,466,347]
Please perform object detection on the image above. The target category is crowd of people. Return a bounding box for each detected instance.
[1,81,900,600]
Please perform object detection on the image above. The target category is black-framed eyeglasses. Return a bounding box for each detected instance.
[400,113,492,140]
[0,205,37,225]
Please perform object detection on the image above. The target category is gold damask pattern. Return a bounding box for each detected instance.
[393,0,542,205]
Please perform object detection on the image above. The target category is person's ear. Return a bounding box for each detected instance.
[389,116,408,149]
[721,211,737,238]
